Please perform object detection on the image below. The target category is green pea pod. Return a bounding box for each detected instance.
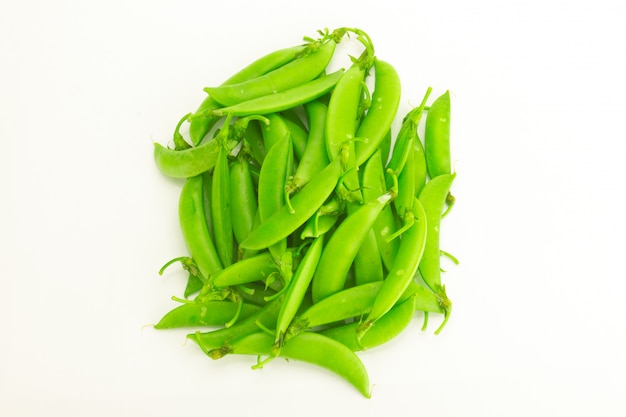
[229,157,258,246]
[359,197,428,338]
[424,90,451,178]
[378,130,392,167]
[221,331,371,398]
[321,296,415,351]
[189,44,308,145]
[413,130,428,198]
[154,301,261,329]
[240,158,342,251]
[275,237,324,347]
[261,113,291,151]
[205,40,337,107]
[179,175,222,281]
[292,281,383,334]
[311,193,393,303]
[243,119,266,165]
[353,228,384,286]
[325,64,366,204]
[188,294,284,353]
[360,150,399,270]
[394,140,415,220]
[354,59,401,166]
[257,134,293,260]
[212,145,234,267]
[291,101,330,190]
[209,70,344,119]
[281,112,308,161]
[418,173,455,333]
[211,252,278,288]
[153,139,221,179]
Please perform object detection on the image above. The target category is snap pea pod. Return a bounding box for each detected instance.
[424,90,451,178]
[189,44,308,145]
[178,175,222,281]
[211,252,278,288]
[188,294,284,354]
[320,296,415,351]
[311,192,393,303]
[208,70,344,119]
[154,300,261,329]
[218,331,371,398]
[281,112,308,162]
[358,198,428,339]
[153,139,221,179]
[229,156,258,248]
[205,39,338,107]
[291,101,330,190]
[257,134,293,260]
[275,237,324,348]
[418,173,455,333]
[360,149,399,270]
[212,145,234,267]
[354,59,401,166]
[240,158,342,251]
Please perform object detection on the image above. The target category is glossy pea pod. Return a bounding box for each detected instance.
[274,237,324,348]
[290,100,330,190]
[217,331,371,398]
[205,38,339,107]
[208,70,344,121]
[154,300,261,329]
[354,59,401,166]
[311,192,393,303]
[358,197,428,339]
[257,134,293,260]
[240,158,343,251]
[321,296,415,351]
[229,156,258,259]
[291,281,385,336]
[178,174,222,281]
[360,149,399,271]
[212,144,234,267]
[418,172,456,333]
[189,44,309,145]
[325,63,368,204]
[424,90,452,178]
[211,252,278,288]
[188,294,284,354]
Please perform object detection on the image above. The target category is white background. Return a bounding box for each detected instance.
[2,0,625,415]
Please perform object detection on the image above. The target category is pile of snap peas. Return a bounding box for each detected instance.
[152,27,457,398]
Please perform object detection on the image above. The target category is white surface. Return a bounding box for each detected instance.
[2,0,625,415]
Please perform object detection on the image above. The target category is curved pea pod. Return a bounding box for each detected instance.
[325,64,366,204]
[257,134,293,260]
[261,113,291,151]
[209,70,344,120]
[205,40,337,107]
[417,173,455,332]
[188,294,284,353]
[221,331,371,398]
[189,44,308,145]
[211,252,278,288]
[153,139,220,179]
[320,296,415,351]
[179,175,222,281]
[240,158,342,251]
[292,101,330,190]
[358,198,428,339]
[281,112,308,161]
[311,192,392,303]
[360,150,399,270]
[354,59,401,166]
[424,90,451,178]
[290,281,384,336]
[275,237,324,347]
[212,146,234,267]
[229,157,258,247]
[154,300,261,329]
